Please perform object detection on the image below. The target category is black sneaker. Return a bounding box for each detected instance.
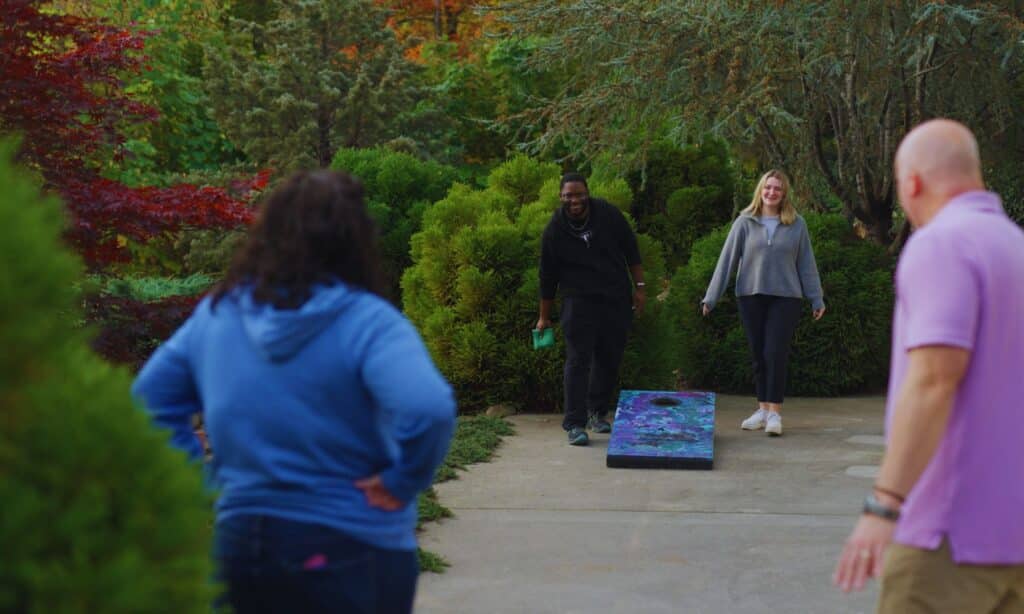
[587,415,612,434]
[567,427,589,446]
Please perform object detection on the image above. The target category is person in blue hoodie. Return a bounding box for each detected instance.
[701,169,825,437]
[132,170,456,614]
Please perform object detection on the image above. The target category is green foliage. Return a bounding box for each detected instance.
[332,146,460,297]
[205,0,420,170]
[667,212,894,396]
[415,38,566,166]
[0,141,214,611]
[404,157,679,412]
[496,1,1024,246]
[176,228,247,276]
[624,139,735,269]
[417,548,451,573]
[76,0,241,185]
[95,273,216,302]
[434,416,516,482]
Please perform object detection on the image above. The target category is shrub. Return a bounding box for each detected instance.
[666,212,894,396]
[95,273,215,302]
[403,157,679,413]
[625,139,735,270]
[86,293,201,371]
[332,147,459,299]
[0,141,214,611]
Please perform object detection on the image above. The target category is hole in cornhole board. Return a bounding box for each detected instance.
[606,390,715,470]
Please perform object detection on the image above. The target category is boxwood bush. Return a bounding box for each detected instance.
[403,156,679,413]
[666,212,894,396]
[332,146,459,299]
[0,142,214,611]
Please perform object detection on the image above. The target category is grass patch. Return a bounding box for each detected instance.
[435,415,516,483]
[417,547,451,573]
[418,414,514,573]
[417,487,453,525]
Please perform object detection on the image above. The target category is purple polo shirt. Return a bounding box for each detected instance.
[886,190,1024,564]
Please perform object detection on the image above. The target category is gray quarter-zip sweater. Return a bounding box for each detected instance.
[702,213,824,310]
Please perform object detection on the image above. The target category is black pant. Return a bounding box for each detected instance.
[560,295,632,430]
[737,294,803,404]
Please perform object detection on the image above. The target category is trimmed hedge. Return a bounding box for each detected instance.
[0,141,214,611]
[666,212,894,396]
[403,156,679,412]
[332,146,459,299]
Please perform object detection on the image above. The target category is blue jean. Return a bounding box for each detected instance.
[213,514,418,614]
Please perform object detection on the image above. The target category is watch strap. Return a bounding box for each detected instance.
[863,494,900,521]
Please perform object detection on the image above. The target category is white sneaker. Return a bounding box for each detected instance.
[741,408,768,430]
[765,412,783,436]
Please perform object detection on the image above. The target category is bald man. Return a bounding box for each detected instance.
[833,119,1024,612]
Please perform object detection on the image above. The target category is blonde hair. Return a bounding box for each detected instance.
[742,169,797,224]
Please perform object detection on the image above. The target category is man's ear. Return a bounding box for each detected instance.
[906,173,923,198]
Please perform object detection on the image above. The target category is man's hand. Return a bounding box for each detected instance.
[701,303,711,317]
[632,288,647,316]
[535,317,552,331]
[813,306,826,320]
[833,514,894,593]
[354,474,403,511]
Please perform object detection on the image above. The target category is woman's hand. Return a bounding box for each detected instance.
[813,307,826,321]
[354,474,404,511]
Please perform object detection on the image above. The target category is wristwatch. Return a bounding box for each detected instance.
[862,494,900,521]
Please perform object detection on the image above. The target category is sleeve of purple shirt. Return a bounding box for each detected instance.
[897,231,980,352]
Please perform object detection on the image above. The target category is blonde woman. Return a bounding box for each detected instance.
[701,170,825,436]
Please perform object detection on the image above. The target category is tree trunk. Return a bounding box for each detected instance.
[433,0,443,39]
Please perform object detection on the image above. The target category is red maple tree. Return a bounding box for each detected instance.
[0,0,263,265]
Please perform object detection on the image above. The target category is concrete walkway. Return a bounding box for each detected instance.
[415,394,887,614]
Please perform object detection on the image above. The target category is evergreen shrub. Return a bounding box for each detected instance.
[0,142,214,612]
[332,147,459,298]
[403,156,680,413]
[666,212,894,396]
[626,139,735,270]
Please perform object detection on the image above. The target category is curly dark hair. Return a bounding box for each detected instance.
[213,170,386,309]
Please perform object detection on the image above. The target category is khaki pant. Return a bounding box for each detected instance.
[879,540,1024,614]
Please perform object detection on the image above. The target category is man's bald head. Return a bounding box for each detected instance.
[895,120,984,227]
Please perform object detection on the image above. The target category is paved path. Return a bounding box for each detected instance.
[415,395,886,614]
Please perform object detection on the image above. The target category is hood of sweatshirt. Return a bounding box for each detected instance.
[237,283,359,362]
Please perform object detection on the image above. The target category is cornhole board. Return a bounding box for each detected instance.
[606,390,715,470]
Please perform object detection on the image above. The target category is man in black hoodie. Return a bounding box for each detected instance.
[536,173,645,446]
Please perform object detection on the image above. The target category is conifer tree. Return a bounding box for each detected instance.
[0,140,214,611]
[206,0,419,170]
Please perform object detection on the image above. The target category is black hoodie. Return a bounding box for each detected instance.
[538,197,641,301]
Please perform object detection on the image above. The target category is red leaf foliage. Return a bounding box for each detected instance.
[85,293,202,371]
[1,0,265,265]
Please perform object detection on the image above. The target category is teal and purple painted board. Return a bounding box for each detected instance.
[606,390,715,470]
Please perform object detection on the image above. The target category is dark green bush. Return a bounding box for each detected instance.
[626,139,735,269]
[403,157,679,413]
[666,212,894,396]
[0,141,214,612]
[332,146,459,298]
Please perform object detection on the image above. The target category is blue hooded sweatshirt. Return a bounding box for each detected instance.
[131,283,456,551]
